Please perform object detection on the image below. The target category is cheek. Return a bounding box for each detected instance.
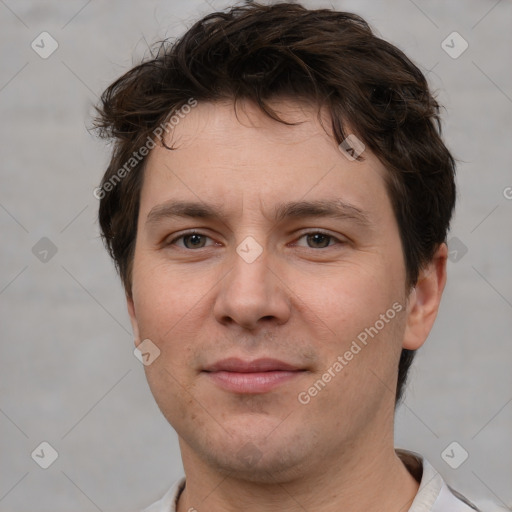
[130,252,224,387]
[131,252,203,332]
[300,260,401,333]
[133,262,202,414]
[143,363,202,441]
[296,257,406,389]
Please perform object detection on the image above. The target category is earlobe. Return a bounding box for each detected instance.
[402,243,448,350]
[126,294,141,347]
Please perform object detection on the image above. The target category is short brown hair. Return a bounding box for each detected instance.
[94,2,456,404]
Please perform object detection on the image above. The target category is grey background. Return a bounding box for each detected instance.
[1,0,511,510]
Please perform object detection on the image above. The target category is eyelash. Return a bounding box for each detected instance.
[166,230,344,250]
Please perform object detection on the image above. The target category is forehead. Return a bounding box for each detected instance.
[157,99,343,163]
[139,99,392,221]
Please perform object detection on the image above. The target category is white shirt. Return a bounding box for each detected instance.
[142,449,479,512]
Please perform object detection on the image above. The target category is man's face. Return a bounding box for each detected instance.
[128,99,411,480]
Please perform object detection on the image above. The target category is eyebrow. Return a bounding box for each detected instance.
[274,199,372,228]
[145,199,373,229]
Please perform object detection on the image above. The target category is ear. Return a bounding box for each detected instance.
[126,294,141,347]
[402,243,448,350]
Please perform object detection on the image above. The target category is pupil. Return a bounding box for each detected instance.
[187,234,203,247]
[309,233,329,248]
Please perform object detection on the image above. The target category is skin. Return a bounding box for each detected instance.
[127,99,448,512]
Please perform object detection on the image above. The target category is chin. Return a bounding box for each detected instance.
[188,421,322,483]
[206,445,310,483]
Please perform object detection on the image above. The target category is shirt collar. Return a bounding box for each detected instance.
[143,449,478,512]
[397,448,478,512]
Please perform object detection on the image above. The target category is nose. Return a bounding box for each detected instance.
[213,245,291,331]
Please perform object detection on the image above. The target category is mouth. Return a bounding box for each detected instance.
[202,357,307,394]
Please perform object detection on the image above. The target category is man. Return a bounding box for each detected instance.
[94,2,479,511]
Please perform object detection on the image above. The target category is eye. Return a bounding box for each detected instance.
[168,231,215,249]
[294,231,342,249]
[166,230,343,250]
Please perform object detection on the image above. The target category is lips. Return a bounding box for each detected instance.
[202,357,305,393]
[203,357,301,373]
